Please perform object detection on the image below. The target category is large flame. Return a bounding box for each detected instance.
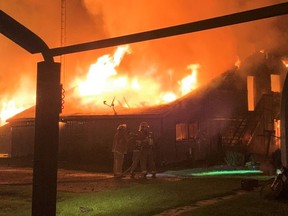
[77,45,131,96]
[72,45,199,110]
[0,45,200,122]
[0,79,35,126]
[0,101,26,126]
[179,64,199,96]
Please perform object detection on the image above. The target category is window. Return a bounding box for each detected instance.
[271,74,280,93]
[176,122,199,141]
[176,123,188,140]
[247,76,255,111]
[274,119,281,148]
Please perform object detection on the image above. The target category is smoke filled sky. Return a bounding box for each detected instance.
[0,0,287,105]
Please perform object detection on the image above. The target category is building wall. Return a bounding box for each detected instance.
[58,117,164,167]
[247,93,280,156]
[169,88,248,165]
[11,123,34,157]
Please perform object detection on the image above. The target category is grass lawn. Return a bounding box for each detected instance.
[2,175,287,216]
[0,185,32,216]
[182,189,288,216]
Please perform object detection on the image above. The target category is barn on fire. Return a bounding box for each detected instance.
[1,51,287,168]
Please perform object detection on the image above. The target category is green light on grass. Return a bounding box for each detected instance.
[191,170,263,176]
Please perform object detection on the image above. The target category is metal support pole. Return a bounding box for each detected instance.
[32,61,61,216]
[280,73,288,167]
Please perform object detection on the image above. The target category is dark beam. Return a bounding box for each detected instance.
[49,2,288,57]
[0,10,53,62]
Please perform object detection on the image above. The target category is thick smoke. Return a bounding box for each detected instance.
[83,0,288,86]
[0,0,287,106]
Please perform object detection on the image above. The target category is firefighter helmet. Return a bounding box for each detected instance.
[117,124,127,131]
[139,122,149,131]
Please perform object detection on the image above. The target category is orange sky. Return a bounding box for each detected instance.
[0,0,287,115]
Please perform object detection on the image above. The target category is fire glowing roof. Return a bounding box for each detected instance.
[7,103,173,123]
[7,68,242,123]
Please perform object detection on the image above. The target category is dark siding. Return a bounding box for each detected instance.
[11,124,34,157]
[0,124,11,156]
[59,117,164,166]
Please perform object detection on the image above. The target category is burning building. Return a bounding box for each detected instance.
[2,50,286,168]
[0,1,288,169]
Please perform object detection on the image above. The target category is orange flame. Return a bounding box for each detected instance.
[283,59,288,68]
[72,45,200,110]
[76,45,131,96]
[2,45,200,121]
[0,100,25,126]
[0,79,35,126]
[179,64,199,96]
[235,57,241,68]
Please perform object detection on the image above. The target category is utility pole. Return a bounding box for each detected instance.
[60,0,66,85]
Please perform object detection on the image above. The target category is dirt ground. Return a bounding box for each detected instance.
[0,165,181,193]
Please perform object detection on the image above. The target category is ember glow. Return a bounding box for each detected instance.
[283,59,288,68]
[72,45,200,109]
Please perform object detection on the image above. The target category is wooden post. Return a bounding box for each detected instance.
[32,61,61,216]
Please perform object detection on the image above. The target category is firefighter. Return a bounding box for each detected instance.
[112,124,129,178]
[137,122,156,178]
[128,135,143,178]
